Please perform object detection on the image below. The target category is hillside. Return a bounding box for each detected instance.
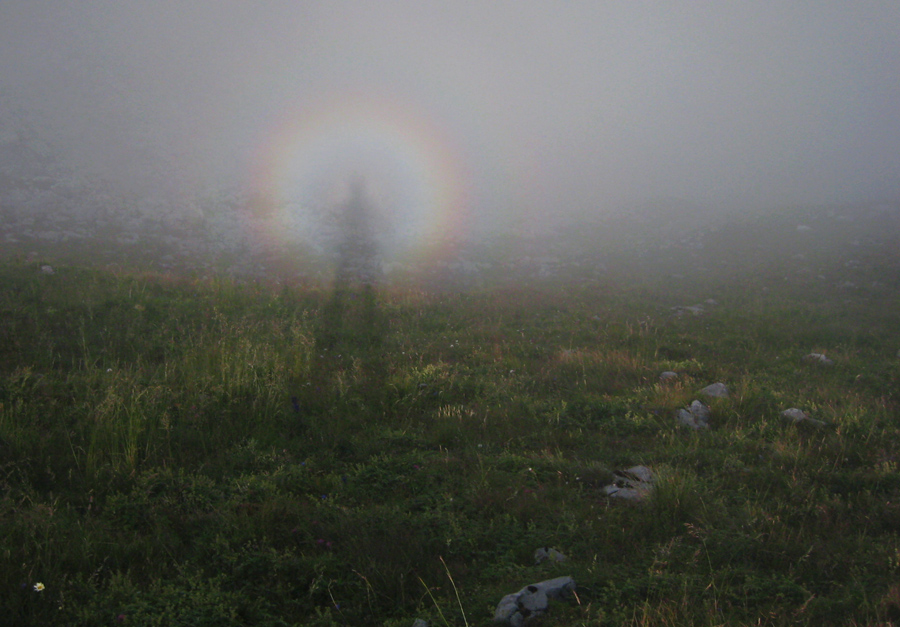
[2,236,899,624]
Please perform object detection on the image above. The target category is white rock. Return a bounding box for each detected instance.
[494,577,575,626]
[700,383,729,398]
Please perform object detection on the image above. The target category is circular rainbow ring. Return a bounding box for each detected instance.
[246,90,472,265]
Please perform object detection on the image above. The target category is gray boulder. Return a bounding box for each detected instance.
[494,576,576,626]
[700,382,729,398]
[676,400,710,430]
[602,465,654,501]
[690,400,711,422]
[659,371,678,383]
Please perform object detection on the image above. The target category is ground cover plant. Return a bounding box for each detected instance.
[2,250,900,626]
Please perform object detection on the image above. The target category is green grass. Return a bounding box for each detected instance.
[1,255,899,626]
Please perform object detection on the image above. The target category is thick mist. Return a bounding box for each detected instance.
[2,1,900,272]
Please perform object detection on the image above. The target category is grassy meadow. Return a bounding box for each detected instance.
[2,240,900,625]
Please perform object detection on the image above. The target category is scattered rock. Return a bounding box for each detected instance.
[804,353,834,367]
[659,371,678,383]
[625,465,653,483]
[493,576,576,627]
[676,400,711,430]
[411,620,428,627]
[534,547,567,565]
[781,408,807,423]
[675,408,696,428]
[602,465,654,500]
[690,400,711,422]
[700,382,729,398]
[781,408,826,428]
[40,264,54,274]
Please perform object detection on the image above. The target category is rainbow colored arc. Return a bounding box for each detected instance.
[246,91,471,265]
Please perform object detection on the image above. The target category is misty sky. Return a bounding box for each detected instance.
[2,1,899,225]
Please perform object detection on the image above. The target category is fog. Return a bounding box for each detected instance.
[2,2,900,273]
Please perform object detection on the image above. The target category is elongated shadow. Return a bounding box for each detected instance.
[312,177,386,404]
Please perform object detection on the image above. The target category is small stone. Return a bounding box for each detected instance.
[700,383,729,398]
[781,408,826,428]
[518,586,549,614]
[781,408,808,424]
[603,466,654,500]
[603,485,644,499]
[493,577,575,626]
[534,547,567,564]
[40,265,54,274]
[676,408,703,430]
[623,465,653,483]
[690,400,711,424]
[804,353,834,366]
[411,620,429,627]
[532,576,576,600]
[494,593,523,626]
[676,402,710,430]
[659,371,678,383]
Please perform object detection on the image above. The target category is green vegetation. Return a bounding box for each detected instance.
[2,253,899,626]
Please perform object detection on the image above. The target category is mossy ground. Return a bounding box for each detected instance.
[2,255,899,626]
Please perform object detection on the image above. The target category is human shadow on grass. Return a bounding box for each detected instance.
[309,177,387,410]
